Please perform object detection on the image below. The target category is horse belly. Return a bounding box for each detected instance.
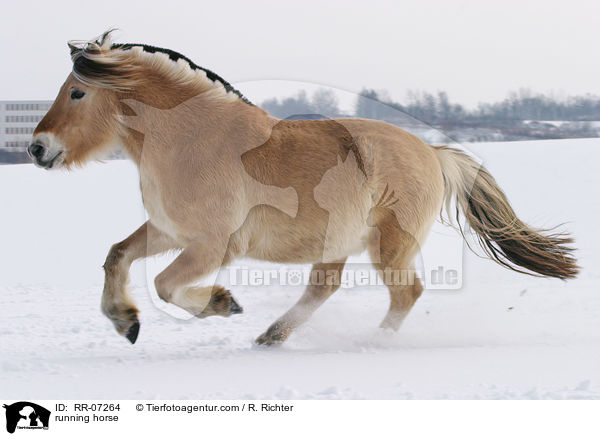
[247,197,371,264]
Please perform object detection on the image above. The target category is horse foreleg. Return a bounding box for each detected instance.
[102,221,180,343]
[256,259,347,346]
[154,239,243,319]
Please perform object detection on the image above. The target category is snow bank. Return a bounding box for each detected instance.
[1,139,598,399]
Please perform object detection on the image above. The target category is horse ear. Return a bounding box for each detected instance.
[3,404,7,408]
[67,42,80,57]
[97,29,116,47]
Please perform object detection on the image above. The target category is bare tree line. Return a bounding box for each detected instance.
[262,87,600,124]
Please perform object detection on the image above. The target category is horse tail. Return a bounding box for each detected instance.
[433,145,579,279]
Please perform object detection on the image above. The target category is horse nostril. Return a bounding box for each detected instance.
[28,142,45,159]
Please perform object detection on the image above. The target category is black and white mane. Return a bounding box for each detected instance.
[68,30,253,105]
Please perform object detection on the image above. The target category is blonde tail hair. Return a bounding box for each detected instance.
[434,146,578,280]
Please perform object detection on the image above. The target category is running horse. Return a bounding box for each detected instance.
[29,31,578,345]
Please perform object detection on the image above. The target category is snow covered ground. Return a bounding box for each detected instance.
[1,138,599,399]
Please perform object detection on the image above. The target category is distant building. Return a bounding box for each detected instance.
[0,101,52,151]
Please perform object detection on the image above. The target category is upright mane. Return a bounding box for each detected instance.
[68,30,253,105]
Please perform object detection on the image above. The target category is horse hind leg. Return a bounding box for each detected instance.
[256,258,347,346]
[378,266,423,330]
[368,219,424,331]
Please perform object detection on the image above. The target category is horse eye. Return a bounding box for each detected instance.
[70,89,86,100]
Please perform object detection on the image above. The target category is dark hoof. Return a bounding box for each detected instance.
[202,287,244,317]
[230,297,243,315]
[125,321,140,344]
[255,335,284,347]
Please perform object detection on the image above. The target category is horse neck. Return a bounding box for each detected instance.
[118,77,273,165]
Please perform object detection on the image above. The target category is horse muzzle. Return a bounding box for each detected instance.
[28,138,64,169]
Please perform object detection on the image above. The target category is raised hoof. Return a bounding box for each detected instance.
[199,287,244,318]
[125,320,140,344]
[230,297,243,315]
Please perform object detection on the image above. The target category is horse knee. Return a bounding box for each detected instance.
[103,242,126,274]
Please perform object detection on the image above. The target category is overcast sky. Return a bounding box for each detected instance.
[2,0,600,110]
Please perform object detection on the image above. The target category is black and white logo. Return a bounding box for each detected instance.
[3,402,50,434]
